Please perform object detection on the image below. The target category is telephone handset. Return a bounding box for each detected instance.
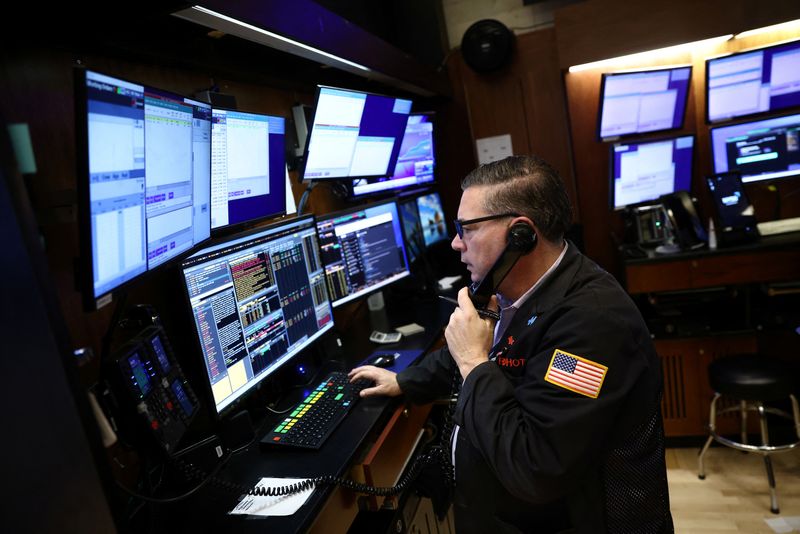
[469,222,537,317]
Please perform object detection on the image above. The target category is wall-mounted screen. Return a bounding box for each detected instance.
[706,38,800,123]
[352,113,435,196]
[710,112,800,183]
[76,68,212,310]
[598,66,692,141]
[399,190,448,263]
[609,135,694,210]
[301,86,412,181]
[210,109,286,233]
[180,215,333,415]
[315,200,410,307]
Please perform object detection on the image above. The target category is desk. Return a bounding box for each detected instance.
[162,293,455,533]
[623,234,800,438]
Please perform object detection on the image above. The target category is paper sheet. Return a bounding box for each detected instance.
[229,477,315,517]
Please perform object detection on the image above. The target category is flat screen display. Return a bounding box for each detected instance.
[180,215,333,415]
[301,86,412,181]
[210,109,286,232]
[399,190,448,264]
[77,69,211,309]
[609,135,694,210]
[710,112,800,183]
[707,39,800,123]
[598,66,692,140]
[352,113,435,196]
[316,200,411,307]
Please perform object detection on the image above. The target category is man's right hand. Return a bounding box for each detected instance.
[348,366,402,398]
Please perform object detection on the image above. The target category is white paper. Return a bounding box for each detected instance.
[437,275,462,290]
[476,134,513,165]
[229,477,315,517]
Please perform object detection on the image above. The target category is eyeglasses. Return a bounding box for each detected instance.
[453,212,519,239]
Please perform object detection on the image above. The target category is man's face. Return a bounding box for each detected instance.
[451,186,511,284]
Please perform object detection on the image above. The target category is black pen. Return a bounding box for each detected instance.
[438,295,500,321]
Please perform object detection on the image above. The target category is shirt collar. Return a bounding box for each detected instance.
[497,241,568,311]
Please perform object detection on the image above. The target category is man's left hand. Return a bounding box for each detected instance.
[445,287,498,380]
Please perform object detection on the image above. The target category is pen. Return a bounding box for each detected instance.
[438,295,500,321]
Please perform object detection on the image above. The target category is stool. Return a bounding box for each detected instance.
[697,354,800,514]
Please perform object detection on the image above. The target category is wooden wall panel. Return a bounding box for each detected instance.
[449,28,577,221]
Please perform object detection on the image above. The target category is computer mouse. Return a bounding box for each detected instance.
[368,353,398,368]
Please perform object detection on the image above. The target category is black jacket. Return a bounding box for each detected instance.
[398,244,673,533]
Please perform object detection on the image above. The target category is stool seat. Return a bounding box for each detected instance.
[708,354,795,401]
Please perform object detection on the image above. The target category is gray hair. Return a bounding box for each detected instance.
[461,155,573,243]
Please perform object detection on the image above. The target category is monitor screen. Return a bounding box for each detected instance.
[707,39,800,123]
[710,112,800,183]
[301,86,413,181]
[316,200,411,307]
[77,69,212,309]
[210,108,286,232]
[609,135,694,210]
[399,190,448,264]
[352,113,435,196]
[598,66,692,140]
[180,215,333,415]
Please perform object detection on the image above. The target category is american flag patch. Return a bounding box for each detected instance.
[544,349,607,398]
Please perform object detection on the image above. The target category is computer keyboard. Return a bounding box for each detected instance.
[261,371,369,449]
[757,216,800,236]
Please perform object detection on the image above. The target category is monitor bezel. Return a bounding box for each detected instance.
[709,111,800,184]
[608,133,696,211]
[179,213,334,418]
[300,85,413,182]
[315,197,412,308]
[596,65,693,142]
[348,111,438,199]
[209,106,288,238]
[75,67,213,311]
[705,38,800,125]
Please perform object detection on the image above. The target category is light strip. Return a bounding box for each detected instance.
[735,18,800,39]
[175,5,371,73]
[568,34,733,73]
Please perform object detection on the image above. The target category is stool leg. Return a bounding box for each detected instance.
[757,403,779,514]
[698,393,720,480]
[790,394,800,441]
[740,400,748,446]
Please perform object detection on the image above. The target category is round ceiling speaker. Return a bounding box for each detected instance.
[461,19,515,73]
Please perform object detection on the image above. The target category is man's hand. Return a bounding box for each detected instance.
[445,287,498,380]
[348,366,402,398]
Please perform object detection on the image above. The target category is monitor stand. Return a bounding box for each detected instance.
[368,291,391,332]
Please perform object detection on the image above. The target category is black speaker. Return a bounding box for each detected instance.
[461,19,515,73]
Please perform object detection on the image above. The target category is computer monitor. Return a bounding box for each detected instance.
[609,134,694,210]
[597,66,692,141]
[399,190,448,264]
[710,112,800,184]
[210,109,286,233]
[75,68,212,310]
[301,86,413,181]
[706,38,800,123]
[352,112,436,196]
[180,215,334,415]
[316,199,411,307]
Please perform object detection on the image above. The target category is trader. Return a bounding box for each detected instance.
[349,155,673,533]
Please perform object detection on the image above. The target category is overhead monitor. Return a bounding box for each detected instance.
[710,112,800,183]
[609,135,694,210]
[75,68,212,310]
[399,190,448,263]
[352,113,436,196]
[180,215,333,415]
[597,66,692,141]
[316,200,411,307]
[301,86,413,181]
[706,38,800,123]
[210,109,286,233]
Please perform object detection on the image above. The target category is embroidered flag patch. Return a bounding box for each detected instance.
[544,349,607,398]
